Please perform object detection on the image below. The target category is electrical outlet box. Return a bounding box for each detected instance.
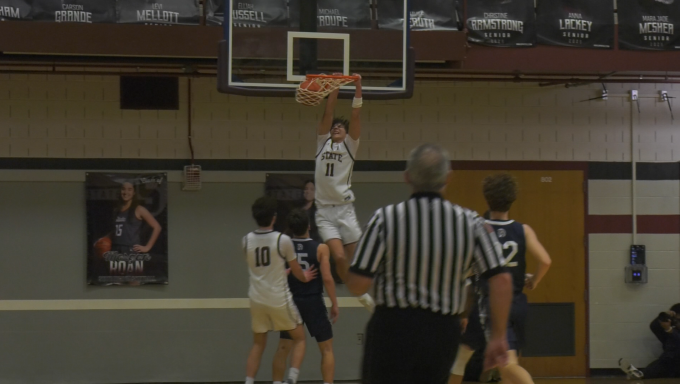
[631,90,639,101]
[661,90,669,101]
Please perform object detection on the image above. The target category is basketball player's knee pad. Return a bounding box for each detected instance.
[451,345,475,376]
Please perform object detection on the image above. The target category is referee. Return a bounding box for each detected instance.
[341,144,514,384]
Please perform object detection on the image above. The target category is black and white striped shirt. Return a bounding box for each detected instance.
[349,192,507,315]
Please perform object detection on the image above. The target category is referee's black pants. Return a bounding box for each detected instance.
[362,306,461,384]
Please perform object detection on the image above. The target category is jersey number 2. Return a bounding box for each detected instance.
[325,163,334,177]
[502,241,519,267]
[255,247,271,267]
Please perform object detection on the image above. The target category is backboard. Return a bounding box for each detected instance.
[217,0,414,100]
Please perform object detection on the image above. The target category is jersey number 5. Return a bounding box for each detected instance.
[325,163,334,177]
[255,247,271,267]
[502,241,519,267]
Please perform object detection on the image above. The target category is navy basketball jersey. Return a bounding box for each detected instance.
[486,220,527,294]
[112,209,142,247]
[288,238,323,296]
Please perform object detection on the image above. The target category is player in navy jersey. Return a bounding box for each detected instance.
[273,209,339,384]
[111,181,162,254]
[450,174,552,384]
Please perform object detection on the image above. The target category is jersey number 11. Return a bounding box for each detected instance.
[325,163,335,177]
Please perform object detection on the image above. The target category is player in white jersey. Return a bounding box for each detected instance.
[244,196,317,384]
[315,75,374,312]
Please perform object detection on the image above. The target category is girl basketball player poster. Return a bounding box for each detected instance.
[86,172,168,286]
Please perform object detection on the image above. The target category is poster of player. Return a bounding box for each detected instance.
[466,0,536,47]
[86,172,168,286]
[536,0,614,49]
[205,0,289,27]
[265,173,342,282]
[289,0,371,29]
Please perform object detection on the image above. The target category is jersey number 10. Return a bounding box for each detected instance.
[255,246,271,267]
[325,163,335,177]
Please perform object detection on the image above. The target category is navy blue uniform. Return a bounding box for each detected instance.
[461,219,529,351]
[112,208,142,253]
[281,238,333,342]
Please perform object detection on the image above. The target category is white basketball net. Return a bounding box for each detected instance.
[295,76,357,107]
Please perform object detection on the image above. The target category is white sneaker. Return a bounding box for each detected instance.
[619,358,644,380]
[358,293,375,313]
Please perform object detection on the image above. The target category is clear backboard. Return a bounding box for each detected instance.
[217,0,414,100]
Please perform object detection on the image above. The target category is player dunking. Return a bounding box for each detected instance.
[449,174,552,384]
[243,197,317,384]
[315,75,374,311]
[273,209,339,384]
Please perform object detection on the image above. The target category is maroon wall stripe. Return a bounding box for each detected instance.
[587,215,680,234]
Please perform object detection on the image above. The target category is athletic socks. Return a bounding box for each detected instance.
[245,377,255,384]
[287,367,300,383]
[358,293,375,313]
[618,358,644,379]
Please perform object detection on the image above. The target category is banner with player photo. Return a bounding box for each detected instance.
[0,0,31,20]
[466,0,536,47]
[618,0,680,51]
[377,0,459,30]
[289,0,371,29]
[30,0,116,23]
[205,0,289,27]
[264,173,343,283]
[536,0,614,49]
[117,0,200,25]
[86,172,168,286]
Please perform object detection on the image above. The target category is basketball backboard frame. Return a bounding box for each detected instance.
[217,0,414,100]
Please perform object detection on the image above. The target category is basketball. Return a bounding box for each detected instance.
[94,236,112,259]
[299,78,324,92]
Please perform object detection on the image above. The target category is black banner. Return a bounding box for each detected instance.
[30,0,116,23]
[0,0,31,20]
[206,0,289,27]
[289,0,371,29]
[536,0,613,48]
[86,173,169,286]
[117,0,200,25]
[466,0,536,47]
[618,0,680,50]
[377,0,459,30]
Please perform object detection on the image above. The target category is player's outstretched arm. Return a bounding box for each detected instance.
[523,224,552,290]
[318,89,339,135]
[348,75,362,141]
[318,244,339,323]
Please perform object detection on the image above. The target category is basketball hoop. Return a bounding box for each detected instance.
[296,74,361,107]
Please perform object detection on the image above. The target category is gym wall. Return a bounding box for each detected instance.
[0,74,679,381]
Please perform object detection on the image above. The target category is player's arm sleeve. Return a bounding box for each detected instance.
[316,133,330,155]
[278,234,297,262]
[471,215,507,280]
[349,209,385,277]
[345,135,360,158]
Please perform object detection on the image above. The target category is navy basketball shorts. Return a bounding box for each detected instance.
[461,293,528,351]
[280,294,333,343]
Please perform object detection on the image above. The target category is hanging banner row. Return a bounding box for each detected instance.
[0,0,678,51]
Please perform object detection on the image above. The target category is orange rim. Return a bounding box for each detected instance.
[305,74,360,81]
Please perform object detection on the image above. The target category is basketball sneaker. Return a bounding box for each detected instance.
[619,358,644,380]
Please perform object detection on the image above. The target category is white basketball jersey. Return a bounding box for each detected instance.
[315,133,359,206]
[243,230,296,307]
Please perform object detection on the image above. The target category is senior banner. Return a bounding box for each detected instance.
[618,0,680,50]
[536,0,614,49]
[30,0,116,23]
[289,0,372,29]
[377,0,459,30]
[117,0,200,25]
[205,0,289,27]
[0,0,31,20]
[86,173,168,286]
[466,0,536,47]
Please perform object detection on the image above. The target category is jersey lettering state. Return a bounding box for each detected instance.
[243,230,296,307]
[486,220,527,294]
[315,133,359,206]
[288,239,322,296]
